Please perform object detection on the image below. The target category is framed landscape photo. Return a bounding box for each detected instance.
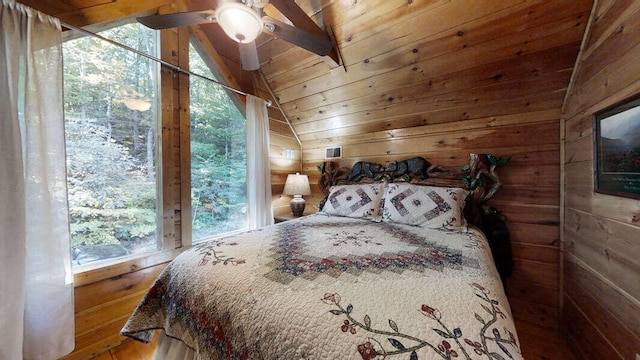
[594,94,640,199]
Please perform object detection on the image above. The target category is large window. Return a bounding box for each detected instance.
[189,43,247,242]
[63,24,160,266]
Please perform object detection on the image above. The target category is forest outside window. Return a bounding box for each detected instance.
[189,43,247,242]
[63,23,161,267]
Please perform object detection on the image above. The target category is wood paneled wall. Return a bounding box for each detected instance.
[300,108,563,329]
[562,0,640,358]
[62,259,171,360]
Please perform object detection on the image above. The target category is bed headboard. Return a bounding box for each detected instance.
[317,153,510,227]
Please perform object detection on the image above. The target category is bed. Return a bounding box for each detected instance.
[121,154,520,360]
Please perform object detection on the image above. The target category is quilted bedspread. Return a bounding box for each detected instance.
[121,214,522,360]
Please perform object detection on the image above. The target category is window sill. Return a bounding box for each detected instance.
[73,247,188,287]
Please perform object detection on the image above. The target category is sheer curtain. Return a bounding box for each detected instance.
[246,94,274,229]
[0,1,75,359]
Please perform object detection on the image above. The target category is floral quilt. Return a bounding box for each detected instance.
[121,214,522,360]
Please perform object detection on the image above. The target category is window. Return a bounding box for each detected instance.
[189,43,247,242]
[63,23,160,266]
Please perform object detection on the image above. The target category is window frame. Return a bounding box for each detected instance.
[62,21,165,273]
[67,24,249,275]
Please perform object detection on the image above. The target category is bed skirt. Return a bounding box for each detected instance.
[153,332,196,360]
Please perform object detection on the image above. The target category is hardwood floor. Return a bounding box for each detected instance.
[515,320,579,360]
[97,321,579,360]
[92,334,158,360]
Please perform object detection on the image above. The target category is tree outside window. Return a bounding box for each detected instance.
[189,43,247,242]
[63,23,160,265]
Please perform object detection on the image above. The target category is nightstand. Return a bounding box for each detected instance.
[274,213,306,223]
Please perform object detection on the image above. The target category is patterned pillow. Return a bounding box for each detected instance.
[321,183,386,222]
[381,183,469,230]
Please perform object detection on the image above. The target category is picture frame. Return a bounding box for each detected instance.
[594,94,640,199]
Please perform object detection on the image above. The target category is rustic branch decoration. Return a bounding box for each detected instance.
[317,161,352,196]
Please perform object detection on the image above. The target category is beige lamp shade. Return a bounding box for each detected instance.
[283,173,311,196]
[283,173,311,216]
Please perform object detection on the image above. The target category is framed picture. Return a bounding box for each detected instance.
[324,146,342,159]
[594,94,640,199]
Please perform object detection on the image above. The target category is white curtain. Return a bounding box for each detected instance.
[246,94,274,229]
[0,1,75,359]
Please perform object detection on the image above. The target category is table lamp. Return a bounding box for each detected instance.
[283,173,312,217]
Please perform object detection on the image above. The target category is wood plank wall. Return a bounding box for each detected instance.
[299,108,563,330]
[62,260,170,360]
[562,0,640,358]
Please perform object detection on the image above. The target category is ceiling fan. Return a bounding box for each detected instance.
[137,0,335,71]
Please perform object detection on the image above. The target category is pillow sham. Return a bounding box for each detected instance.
[381,183,469,230]
[321,183,385,222]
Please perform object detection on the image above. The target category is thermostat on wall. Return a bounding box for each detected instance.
[325,146,342,159]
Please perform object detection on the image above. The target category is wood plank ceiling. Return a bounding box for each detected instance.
[184,0,594,146]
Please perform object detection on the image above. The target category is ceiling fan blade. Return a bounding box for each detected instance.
[239,41,260,71]
[262,16,333,56]
[137,10,216,30]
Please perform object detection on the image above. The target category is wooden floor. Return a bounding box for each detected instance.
[96,320,578,360]
[92,334,158,360]
[515,320,578,360]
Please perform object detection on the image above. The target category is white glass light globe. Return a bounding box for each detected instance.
[216,2,263,43]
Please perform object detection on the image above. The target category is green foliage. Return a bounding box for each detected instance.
[602,150,640,172]
[189,44,247,240]
[63,25,249,261]
[65,116,157,247]
[63,24,159,255]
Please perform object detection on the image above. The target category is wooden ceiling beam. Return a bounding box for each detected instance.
[269,0,341,68]
[20,0,173,28]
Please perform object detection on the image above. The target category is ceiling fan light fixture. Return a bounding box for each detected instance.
[216,1,263,43]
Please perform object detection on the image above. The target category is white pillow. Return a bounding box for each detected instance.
[321,183,385,222]
[382,183,469,230]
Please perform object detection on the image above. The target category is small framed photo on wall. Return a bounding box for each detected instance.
[594,94,640,199]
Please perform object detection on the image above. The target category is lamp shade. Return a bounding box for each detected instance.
[283,173,311,196]
[216,1,264,43]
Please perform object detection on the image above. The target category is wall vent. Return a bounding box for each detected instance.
[324,146,342,159]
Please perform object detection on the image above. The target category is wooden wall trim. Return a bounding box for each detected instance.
[561,0,598,113]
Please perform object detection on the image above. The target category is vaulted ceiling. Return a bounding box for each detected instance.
[214,0,593,144]
[23,0,594,144]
